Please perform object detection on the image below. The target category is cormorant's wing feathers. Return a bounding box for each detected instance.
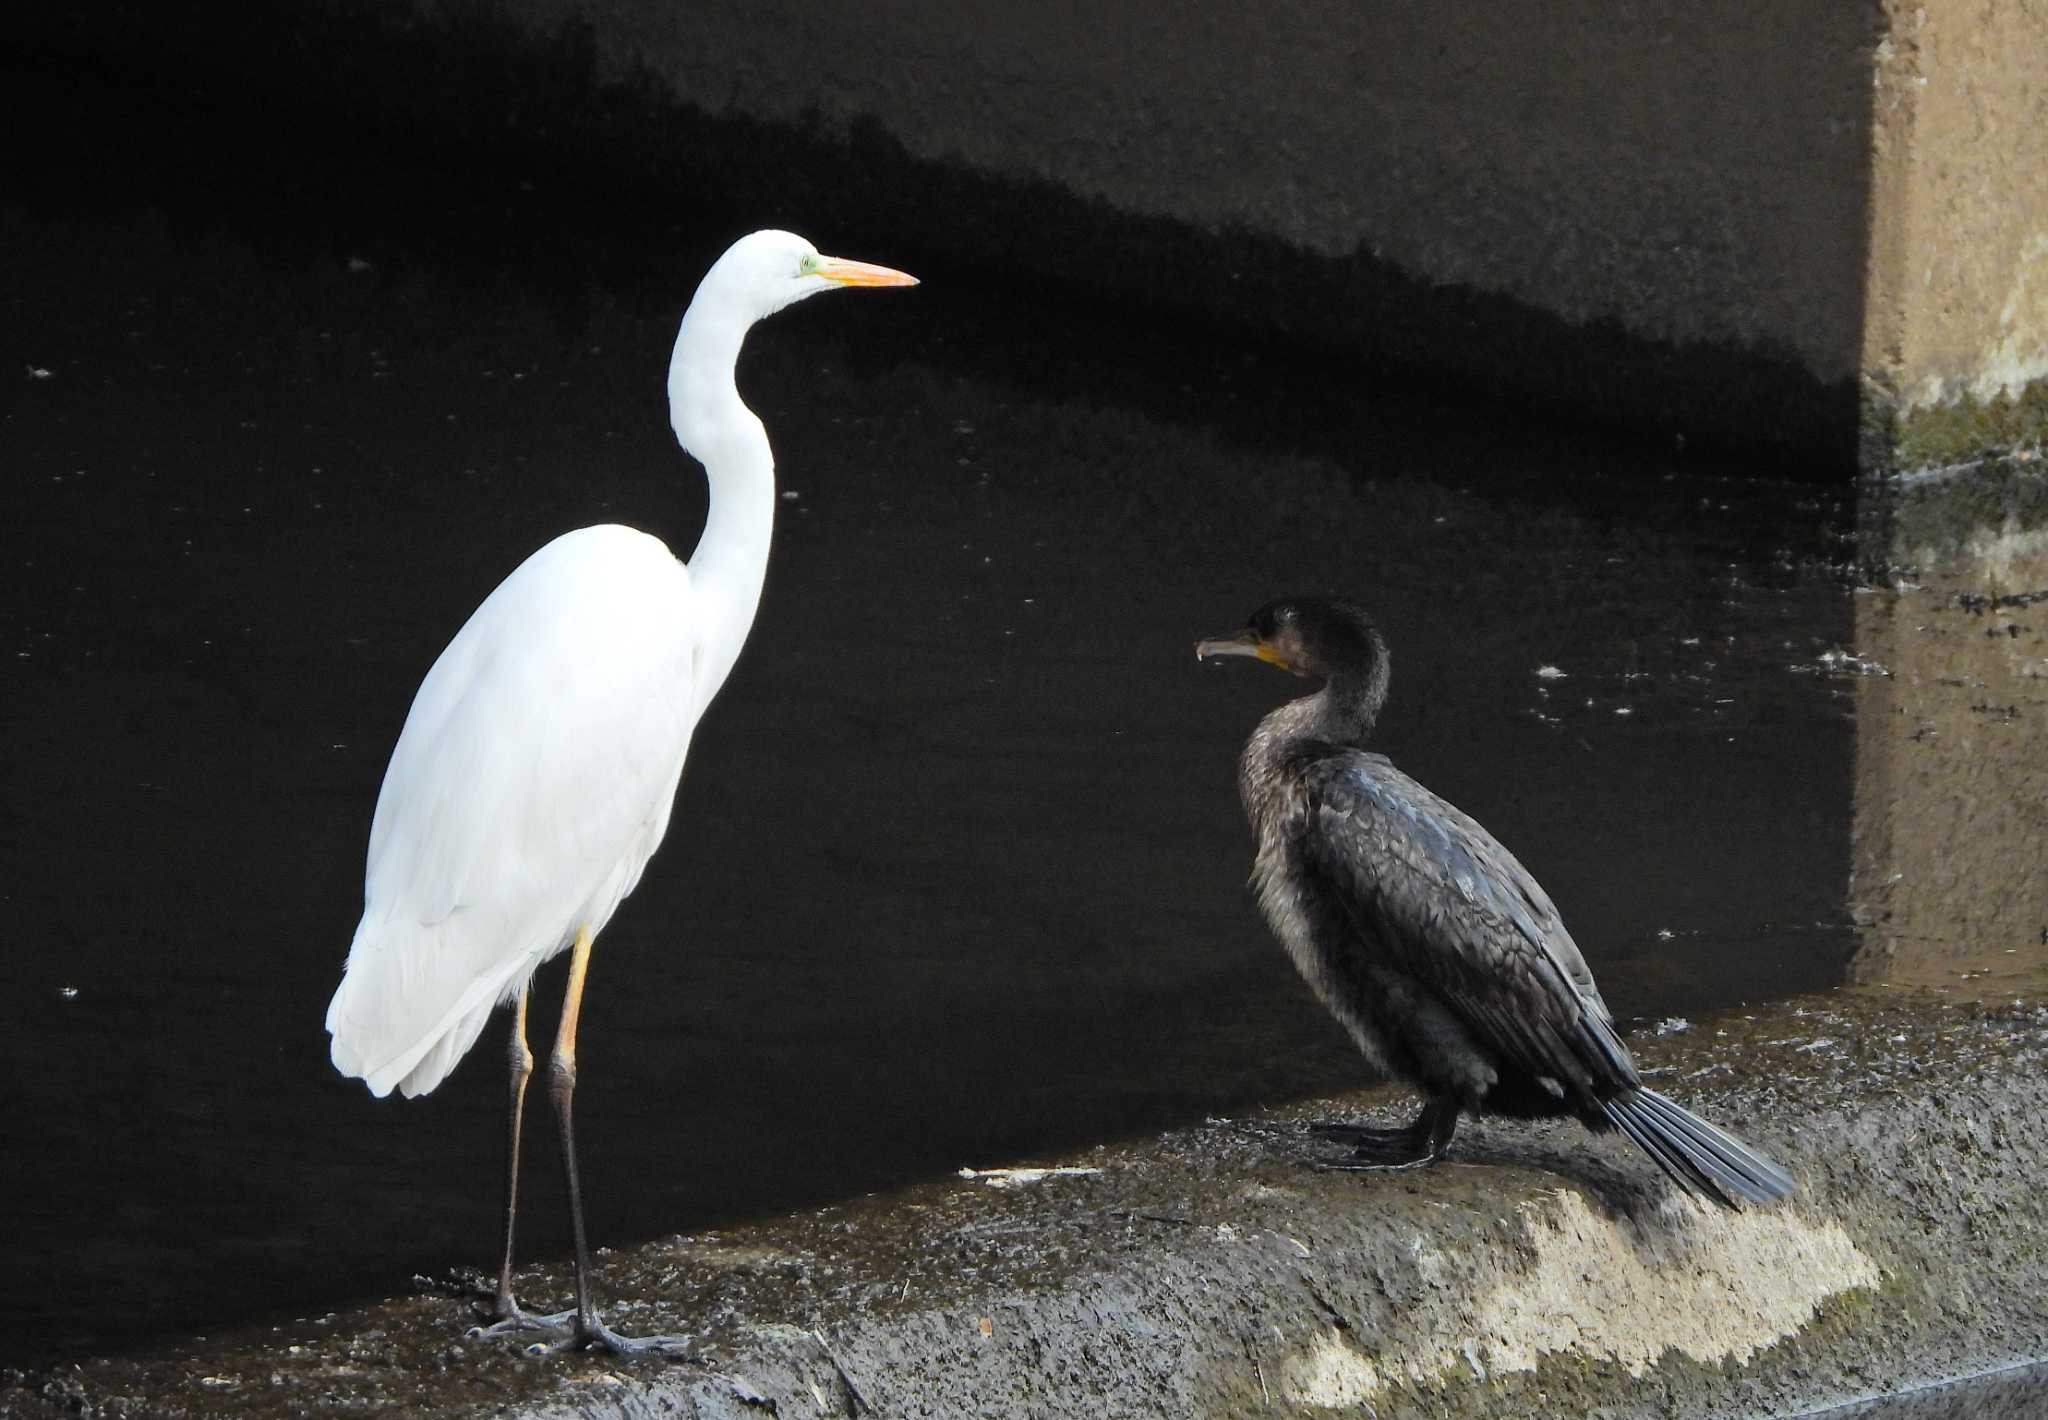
[1294,750,1638,1097]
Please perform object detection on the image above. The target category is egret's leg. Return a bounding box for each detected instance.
[534,926,690,1357]
[469,987,571,1338]
[496,986,537,1315]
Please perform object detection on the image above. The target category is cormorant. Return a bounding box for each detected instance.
[1197,597,1793,1209]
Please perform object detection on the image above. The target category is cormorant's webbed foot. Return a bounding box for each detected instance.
[1312,1096,1459,1171]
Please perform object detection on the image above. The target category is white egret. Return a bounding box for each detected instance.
[325,229,917,1353]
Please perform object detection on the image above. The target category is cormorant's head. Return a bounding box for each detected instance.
[1196,597,1385,682]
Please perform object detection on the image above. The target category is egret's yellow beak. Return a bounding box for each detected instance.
[1196,632,1286,668]
[813,254,919,288]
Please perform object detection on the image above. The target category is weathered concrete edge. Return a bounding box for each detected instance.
[9,991,2043,1419]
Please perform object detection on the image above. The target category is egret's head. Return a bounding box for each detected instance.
[1196,597,1385,682]
[701,229,918,322]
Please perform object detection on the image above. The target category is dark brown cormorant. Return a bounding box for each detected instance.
[1197,597,1793,1208]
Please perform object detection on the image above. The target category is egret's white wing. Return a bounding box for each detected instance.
[327,525,702,1097]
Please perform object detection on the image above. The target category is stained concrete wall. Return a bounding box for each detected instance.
[1865,0,2048,467]
[508,0,1874,380]
[471,0,2044,471]
[29,0,2042,469]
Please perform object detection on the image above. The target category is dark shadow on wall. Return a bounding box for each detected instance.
[12,0,1871,476]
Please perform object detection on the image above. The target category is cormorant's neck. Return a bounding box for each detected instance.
[1308,650,1390,747]
[668,295,775,704]
[1237,646,1390,825]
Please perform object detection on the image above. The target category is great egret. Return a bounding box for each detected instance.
[325,230,917,1353]
[1197,598,1793,1208]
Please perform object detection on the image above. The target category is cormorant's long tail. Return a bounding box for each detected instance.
[1601,1088,1795,1209]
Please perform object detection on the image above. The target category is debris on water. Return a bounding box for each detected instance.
[958,1165,1104,1189]
[1805,648,1890,677]
[59,986,79,999]
[1796,1038,1837,1053]
[1655,1017,1690,1035]
[1534,664,1567,680]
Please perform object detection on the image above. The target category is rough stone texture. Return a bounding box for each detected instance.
[6,991,2045,1418]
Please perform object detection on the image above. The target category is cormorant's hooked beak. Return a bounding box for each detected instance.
[810,254,919,288]
[1195,631,1288,669]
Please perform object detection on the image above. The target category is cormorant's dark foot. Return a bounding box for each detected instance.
[1308,1121,1426,1148]
[1310,1097,1461,1171]
[525,1314,693,1357]
[1315,1143,1444,1172]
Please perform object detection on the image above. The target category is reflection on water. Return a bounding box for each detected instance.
[1851,460,2048,995]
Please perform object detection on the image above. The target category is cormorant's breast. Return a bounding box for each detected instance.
[1277,742,1642,1107]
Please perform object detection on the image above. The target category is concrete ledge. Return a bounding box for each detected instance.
[9,991,2043,1418]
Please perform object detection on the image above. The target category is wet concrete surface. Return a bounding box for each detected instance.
[3,987,2044,1417]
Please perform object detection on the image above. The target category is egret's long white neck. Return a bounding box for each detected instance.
[667,294,776,703]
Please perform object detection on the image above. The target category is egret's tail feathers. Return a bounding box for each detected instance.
[392,1000,496,1097]
[326,917,533,1099]
[1601,1088,1795,1210]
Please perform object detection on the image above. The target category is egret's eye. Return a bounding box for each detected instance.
[797,252,819,277]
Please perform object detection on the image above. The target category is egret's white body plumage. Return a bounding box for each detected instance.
[326,525,702,1096]
[324,230,913,1105]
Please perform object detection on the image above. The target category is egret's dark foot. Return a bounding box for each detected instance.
[525,1314,693,1357]
[466,1298,573,1341]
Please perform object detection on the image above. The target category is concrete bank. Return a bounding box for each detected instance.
[23,1,2048,471]
[8,989,2044,1418]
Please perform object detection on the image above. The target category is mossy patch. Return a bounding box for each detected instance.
[1891,380,2048,472]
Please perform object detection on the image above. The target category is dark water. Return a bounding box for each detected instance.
[1,70,1864,1363]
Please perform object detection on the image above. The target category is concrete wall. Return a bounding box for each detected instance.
[476,0,2043,471]
[524,1,1873,378]
[1866,0,2048,467]
[34,0,2044,468]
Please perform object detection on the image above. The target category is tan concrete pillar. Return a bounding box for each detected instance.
[1863,0,2048,470]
